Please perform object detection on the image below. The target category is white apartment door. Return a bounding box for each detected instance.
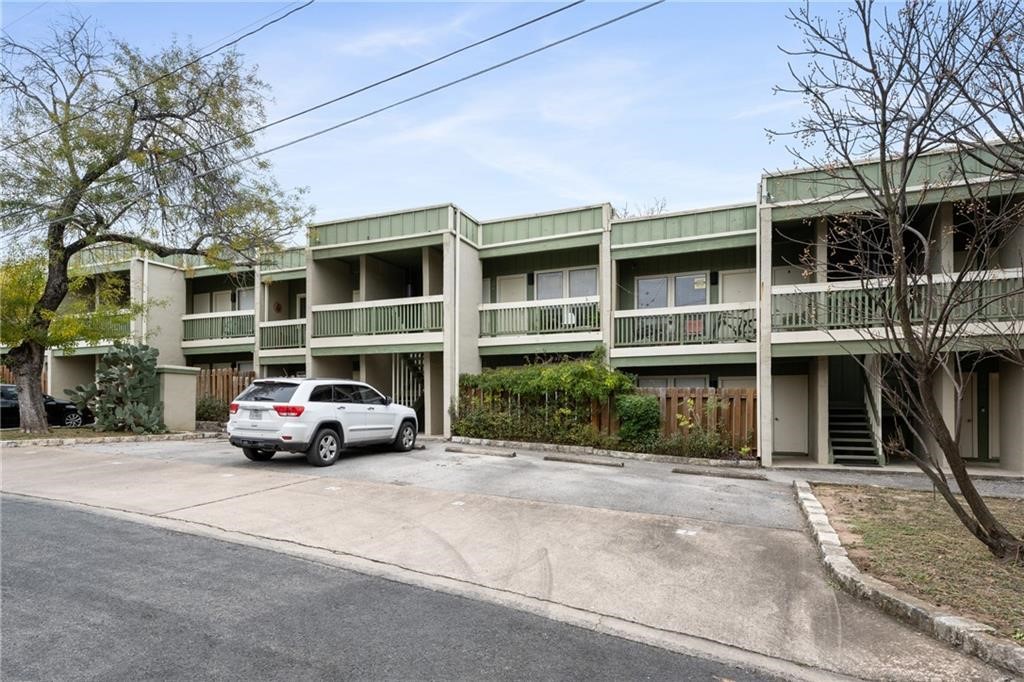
[720,270,756,303]
[772,375,809,453]
[497,275,527,303]
[192,293,211,314]
[212,290,233,312]
[959,374,977,459]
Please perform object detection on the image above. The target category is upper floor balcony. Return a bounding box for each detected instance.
[771,268,1024,338]
[260,318,306,350]
[182,310,255,347]
[310,295,444,350]
[479,296,601,338]
[614,302,756,347]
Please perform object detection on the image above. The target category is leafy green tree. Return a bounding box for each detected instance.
[0,17,309,432]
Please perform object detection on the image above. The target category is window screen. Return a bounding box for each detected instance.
[636,277,669,309]
[674,274,707,307]
[535,272,563,300]
[569,269,597,297]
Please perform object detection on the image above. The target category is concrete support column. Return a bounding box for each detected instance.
[814,217,828,283]
[253,263,263,373]
[600,204,614,353]
[865,354,884,463]
[998,363,1024,472]
[924,356,958,464]
[808,356,829,464]
[756,201,774,466]
[422,351,444,435]
[305,254,352,377]
[930,203,954,275]
[441,232,457,437]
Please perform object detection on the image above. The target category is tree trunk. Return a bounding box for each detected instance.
[8,340,49,434]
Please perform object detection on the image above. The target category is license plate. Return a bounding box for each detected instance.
[249,410,262,420]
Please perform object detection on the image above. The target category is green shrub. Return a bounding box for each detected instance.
[195,396,229,422]
[615,394,660,449]
[65,342,165,434]
[645,397,754,460]
[452,348,634,448]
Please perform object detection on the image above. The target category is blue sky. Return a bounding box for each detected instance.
[2,1,819,225]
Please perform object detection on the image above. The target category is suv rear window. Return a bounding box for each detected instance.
[236,382,299,402]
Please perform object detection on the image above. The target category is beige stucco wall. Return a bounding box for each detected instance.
[998,363,1024,472]
[142,261,186,365]
[48,355,97,397]
[361,353,393,395]
[157,366,199,432]
[309,355,353,380]
[997,222,1023,269]
[808,357,829,464]
[423,351,443,435]
[307,257,352,307]
[423,246,444,296]
[360,255,406,301]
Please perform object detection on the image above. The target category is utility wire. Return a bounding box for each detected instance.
[1,1,49,32]
[1,0,587,222]
[0,0,316,153]
[4,0,665,238]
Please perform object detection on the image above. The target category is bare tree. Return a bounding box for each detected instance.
[612,196,668,219]
[770,1,1023,560]
[1,18,309,432]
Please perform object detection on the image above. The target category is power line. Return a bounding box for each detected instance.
[1,0,587,222]
[4,0,666,239]
[1,1,49,31]
[0,0,316,153]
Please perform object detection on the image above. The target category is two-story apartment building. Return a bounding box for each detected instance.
[31,150,1022,472]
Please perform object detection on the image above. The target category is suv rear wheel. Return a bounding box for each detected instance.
[393,420,417,452]
[306,428,341,467]
[243,447,275,461]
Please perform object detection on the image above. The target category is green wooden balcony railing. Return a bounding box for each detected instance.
[614,303,756,347]
[260,320,306,349]
[772,271,1024,332]
[311,296,443,337]
[479,297,600,337]
[182,311,255,341]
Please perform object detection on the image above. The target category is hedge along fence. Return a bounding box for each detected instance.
[640,387,757,455]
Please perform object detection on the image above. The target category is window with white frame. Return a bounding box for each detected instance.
[636,272,708,309]
[534,267,597,300]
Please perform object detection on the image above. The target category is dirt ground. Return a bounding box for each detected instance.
[814,483,1024,641]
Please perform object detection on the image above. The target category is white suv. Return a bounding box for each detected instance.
[226,378,418,466]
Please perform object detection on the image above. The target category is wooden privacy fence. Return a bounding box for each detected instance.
[639,387,757,453]
[0,366,48,393]
[197,368,256,403]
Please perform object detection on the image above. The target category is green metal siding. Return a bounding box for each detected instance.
[479,341,602,356]
[262,248,306,272]
[610,352,757,368]
[479,232,601,259]
[765,149,1004,205]
[312,233,443,260]
[311,342,443,356]
[459,213,480,242]
[480,206,603,246]
[482,247,599,301]
[610,204,755,246]
[310,206,450,247]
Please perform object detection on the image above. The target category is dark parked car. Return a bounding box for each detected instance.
[0,384,93,428]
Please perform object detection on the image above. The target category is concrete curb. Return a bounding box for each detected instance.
[793,480,1024,676]
[544,454,624,468]
[672,466,767,481]
[445,445,516,458]
[449,436,758,468]
[0,432,225,449]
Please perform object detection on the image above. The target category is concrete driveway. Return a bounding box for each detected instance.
[0,438,1007,681]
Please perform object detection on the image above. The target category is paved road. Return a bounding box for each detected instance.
[1,495,767,681]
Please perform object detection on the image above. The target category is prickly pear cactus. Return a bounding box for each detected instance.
[66,342,165,433]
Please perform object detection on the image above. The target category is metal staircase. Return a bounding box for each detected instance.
[829,402,881,466]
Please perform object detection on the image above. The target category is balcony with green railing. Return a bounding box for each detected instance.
[260,319,306,349]
[771,269,1024,333]
[311,296,444,338]
[182,310,255,344]
[614,303,757,347]
[479,297,601,339]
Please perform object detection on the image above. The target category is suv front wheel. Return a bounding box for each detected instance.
[307,428,341,467]
[393,420,417,452]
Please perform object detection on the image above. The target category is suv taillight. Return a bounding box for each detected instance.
[273,404,305,417]
[229,402,239,414]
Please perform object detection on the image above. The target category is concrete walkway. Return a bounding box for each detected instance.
[0,443,1008,681]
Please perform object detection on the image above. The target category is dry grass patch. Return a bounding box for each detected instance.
[0,427,117,441]
[813,483,1024,642]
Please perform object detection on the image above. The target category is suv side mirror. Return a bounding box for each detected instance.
[385,396,393,405]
